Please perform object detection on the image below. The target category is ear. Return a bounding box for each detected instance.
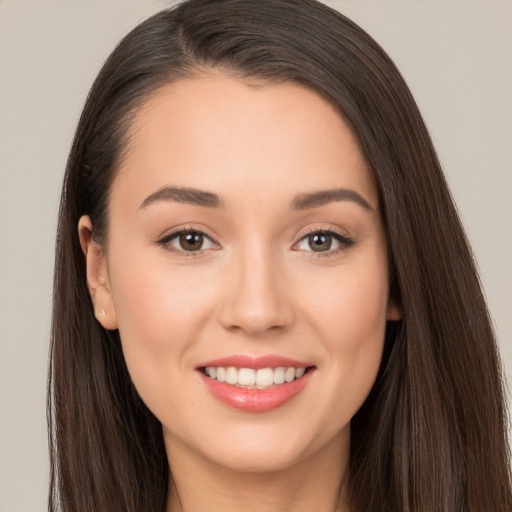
[386,297,403,321]
[78,215,118,330]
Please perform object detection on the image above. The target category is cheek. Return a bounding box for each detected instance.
[111,250,216,335]
[333,267,387,363]
[107,252,218,396]
[303,256,389,341]
[299,258,389,416]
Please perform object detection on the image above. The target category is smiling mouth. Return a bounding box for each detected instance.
[200,366,314,389]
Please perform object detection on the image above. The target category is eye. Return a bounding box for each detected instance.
[158,229,219,254]
[294,229,354,254]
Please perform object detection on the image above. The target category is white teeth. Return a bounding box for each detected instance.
[273,367,285,385]
[285,367,295,383]
[216,367,226,382]
[256,368,274,387]
[205,366,217,379]
[238,368,256,386]
[226,367,238,384]
[204,365,308,388]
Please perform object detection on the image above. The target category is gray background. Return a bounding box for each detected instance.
[1,1,510,510]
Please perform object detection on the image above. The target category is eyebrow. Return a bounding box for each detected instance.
[140,186,224,209]
[139,186,373,212]
[291,188,374,211]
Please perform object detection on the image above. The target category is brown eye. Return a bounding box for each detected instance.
[294,229,355,255]
[159,229,219,254]
[179,231,204,251]
[308,233,332,252]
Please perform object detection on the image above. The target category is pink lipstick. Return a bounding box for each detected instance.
[197,355,315,412]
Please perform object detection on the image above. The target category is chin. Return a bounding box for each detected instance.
[186,421,347,475]
[207,447,306,474]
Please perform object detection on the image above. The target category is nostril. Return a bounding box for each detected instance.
[217,272,295,335]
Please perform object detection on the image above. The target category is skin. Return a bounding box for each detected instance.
[79,75,401,512]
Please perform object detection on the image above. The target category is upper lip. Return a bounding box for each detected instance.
[196,354,313,370]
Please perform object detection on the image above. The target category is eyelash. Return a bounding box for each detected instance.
[157,226,219,257]
[293,228,355,257]
[157,227,355,257]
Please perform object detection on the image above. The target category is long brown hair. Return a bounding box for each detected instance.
[49,0,512,510]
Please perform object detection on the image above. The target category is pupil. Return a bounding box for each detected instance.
[180,232,203,251]
[309,233,331,252]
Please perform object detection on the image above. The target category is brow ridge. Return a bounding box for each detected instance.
[291,188,374,211]
[140,186,224,209]
[140,186,372,211]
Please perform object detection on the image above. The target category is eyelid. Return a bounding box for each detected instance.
[292,226,355,255]
[156,226,220,256]
[156,224,354,257]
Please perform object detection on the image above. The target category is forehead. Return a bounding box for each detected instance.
[113,75,377,211]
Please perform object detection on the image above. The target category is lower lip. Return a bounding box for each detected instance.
[200,370,313,412]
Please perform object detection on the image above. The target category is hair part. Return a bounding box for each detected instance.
[49,1,512,511]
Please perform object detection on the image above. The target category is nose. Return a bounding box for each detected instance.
[218,248,295,336]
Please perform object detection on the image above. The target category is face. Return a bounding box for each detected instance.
[80,76,400,474]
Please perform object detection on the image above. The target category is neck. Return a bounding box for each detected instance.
[165,430,350,512]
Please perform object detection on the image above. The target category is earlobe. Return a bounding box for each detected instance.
[78,215,118,330]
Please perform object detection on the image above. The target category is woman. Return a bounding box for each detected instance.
[48,0,512,510]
